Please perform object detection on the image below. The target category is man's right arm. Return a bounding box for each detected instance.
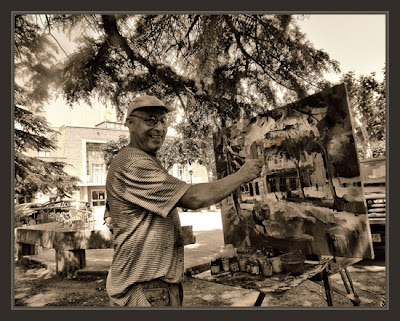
[176,159,262,210]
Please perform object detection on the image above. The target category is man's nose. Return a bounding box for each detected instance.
[153,120,164,130]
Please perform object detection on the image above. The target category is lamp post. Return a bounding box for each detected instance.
[189,170,193,185]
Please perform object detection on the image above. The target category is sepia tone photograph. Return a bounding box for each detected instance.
[13,12,386,309]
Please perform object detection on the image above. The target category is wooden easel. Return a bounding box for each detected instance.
[310,233,361,306]
[252,256,361,307]
[311,257,361,306]
[253,231,363,307]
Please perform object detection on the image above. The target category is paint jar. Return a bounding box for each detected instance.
[210,257,222,275]
[229,256,240,273]
[219,244,236,272]
[247,256,260,275]
[281,253,305,275]
[269,256,283,273]
[238,255,248,272]
[221,257,230,272]
[236,249,249,272]
[220,244,236,258]
[258,257,273,277]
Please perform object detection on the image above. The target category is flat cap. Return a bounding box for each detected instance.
[124,95,174,124]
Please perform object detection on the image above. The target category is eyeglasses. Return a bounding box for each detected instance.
[130,115,170,127]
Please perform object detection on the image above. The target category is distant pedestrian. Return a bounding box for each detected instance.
[103,201,113,234]
[105,95,262,306]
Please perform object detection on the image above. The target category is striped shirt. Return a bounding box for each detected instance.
[105,146,190,306]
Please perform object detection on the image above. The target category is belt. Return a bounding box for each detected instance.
[140,278,178,289]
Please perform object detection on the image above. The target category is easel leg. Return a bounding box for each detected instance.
[322,269,334,306]
[254,292,266,306]
[341,268,360,306]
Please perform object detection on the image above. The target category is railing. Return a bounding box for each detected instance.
[37,206,95,230]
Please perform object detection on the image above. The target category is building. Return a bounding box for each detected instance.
[169,162,210,185]
[28,120,211,222]
[28,121,129,221]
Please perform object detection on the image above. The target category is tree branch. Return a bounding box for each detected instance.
[45,15,70,58]
[224,15,292,91]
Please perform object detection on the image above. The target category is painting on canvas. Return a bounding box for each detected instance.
[213,84,374,259]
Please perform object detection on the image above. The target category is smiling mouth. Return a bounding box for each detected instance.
[149,135,162,139]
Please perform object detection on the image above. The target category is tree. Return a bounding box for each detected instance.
[14,105,80,202]
[102,135,129,169]
[340,69,386,158]
[102,131,216,180]
[14,14,340,167]
[276,136,311,198]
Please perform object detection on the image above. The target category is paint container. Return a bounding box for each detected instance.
[247,256,260,275]
[229,256,240,273]
[237,249,251,272]
[269,256,283,273]
[210,258,222,275]
[238,256,247,272]
[220,245,236,259]
[258,257,273,276]
[220,245,235,272]
[280,253,305,275]
[221,257,230,272]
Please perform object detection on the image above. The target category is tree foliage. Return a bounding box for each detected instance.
[14,106,80,200]
[15,13,342,169]
[102,131,215,179]
[340,69,386,158]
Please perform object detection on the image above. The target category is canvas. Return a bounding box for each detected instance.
[213,84,374,259]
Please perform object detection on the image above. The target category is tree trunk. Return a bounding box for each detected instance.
[295,159,306,198]
[355,116,372,158]
[317,142,339,207]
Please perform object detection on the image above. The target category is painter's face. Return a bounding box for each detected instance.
[126,107,169,155]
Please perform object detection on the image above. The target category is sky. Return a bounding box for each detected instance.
[42,14,387,128]
[296,14,386,82]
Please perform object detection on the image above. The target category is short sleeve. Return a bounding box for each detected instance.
[115,156,190,217]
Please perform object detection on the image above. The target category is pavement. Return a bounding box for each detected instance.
[22,229,225,276]
[16,210,387,307]
[18,210,226,276]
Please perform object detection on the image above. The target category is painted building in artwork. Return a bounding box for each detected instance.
[240,137,329,201]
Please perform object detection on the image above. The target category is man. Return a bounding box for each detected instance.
[106,95,262,306]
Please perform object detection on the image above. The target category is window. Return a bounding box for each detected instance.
[91,163,105,183]
[254,182,260,195]
[87,142,106,183]
[178,165,184,180]
[279,177,287,192]
[38,151,50,157]
[92,190,106,207]
[249,183,254,196]
[270,178,277,193]
[289,177,297,190]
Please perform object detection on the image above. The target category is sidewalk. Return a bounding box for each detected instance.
[21,210,225,276]
[15,210,386,307]
[23,228,225,275]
